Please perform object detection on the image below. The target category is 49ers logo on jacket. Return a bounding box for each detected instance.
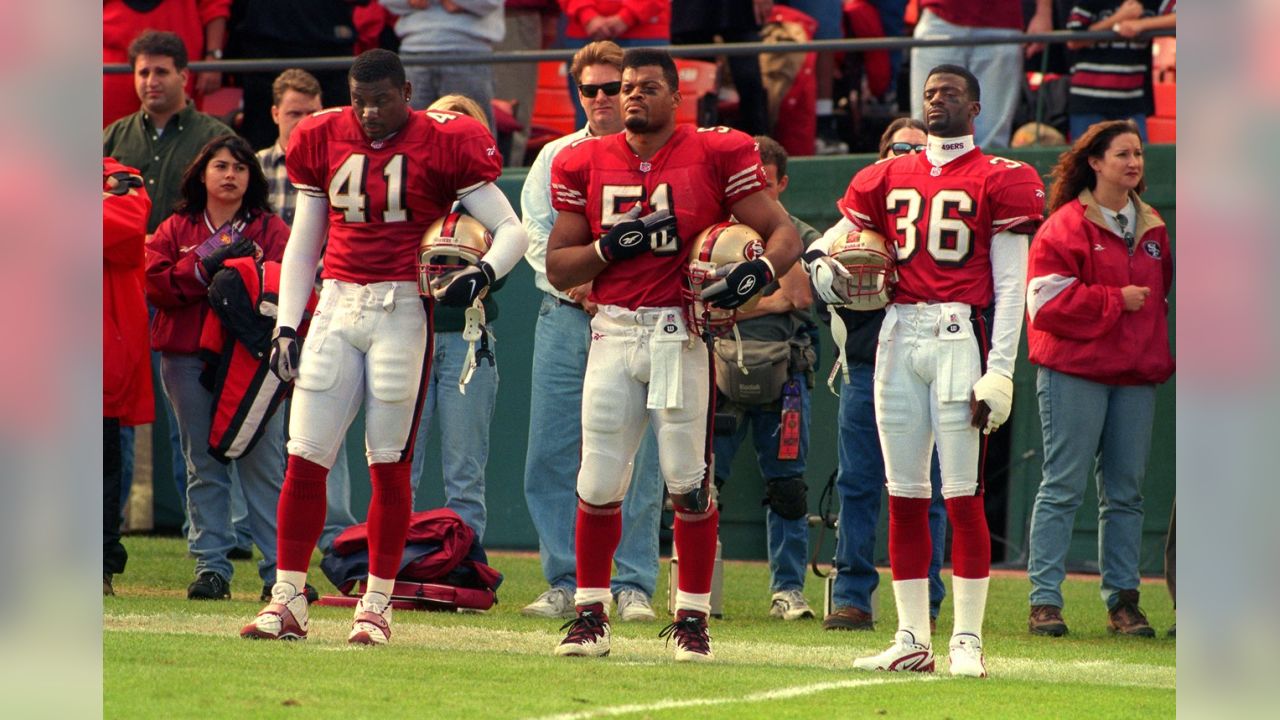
[1143,240,1161,258]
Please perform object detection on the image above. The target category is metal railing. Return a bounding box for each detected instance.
[102,29,1175,75]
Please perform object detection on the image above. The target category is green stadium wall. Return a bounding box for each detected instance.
[149,145,1175,576]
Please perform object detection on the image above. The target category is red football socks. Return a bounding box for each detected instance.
[275,455,329,573]
[673,506,720,595]
[575,499,622,591]
[367,461,413,580]
[946,495,991,579]
[887,496,933,581]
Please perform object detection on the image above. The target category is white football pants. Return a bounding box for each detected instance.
[288,279,431,468]
[874,302,983,499]
[576,305,712,506]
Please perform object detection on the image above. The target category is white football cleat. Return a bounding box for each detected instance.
[554,603,611,657]
[948,633,988,678]
[659,610,714,662]
[240,582,309,641]
[348,594,393,646]
[852,629,935,672]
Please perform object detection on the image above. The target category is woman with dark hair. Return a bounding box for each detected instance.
[145,134,292,602]
[877,117,927,159]
[1024,120,1174,638]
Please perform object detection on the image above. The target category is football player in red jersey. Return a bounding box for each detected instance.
[807,65,1044,677]
[545,48,800,662]
[240,49,527,645]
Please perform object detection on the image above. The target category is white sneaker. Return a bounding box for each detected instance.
[769,589,815,620]
[522,586,575,619]
[240,582,309,641]
[616,589,657,622]
[948,633,987,678]
[348,594,393,645]
[852,629,935,672]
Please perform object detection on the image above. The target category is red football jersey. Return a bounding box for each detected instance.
[287,107,502,284]
[838,148,1044,307]
[550,125,767,309]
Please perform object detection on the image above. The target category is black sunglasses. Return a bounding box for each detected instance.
[889,142,926,155]
[578,81,623,98]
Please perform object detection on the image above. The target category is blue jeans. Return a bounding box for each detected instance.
[911,9,1022,149]
[1070,112,1148,143]
[871,0,910,96]
[411,330,499,541]
[159,354,285,584]
[713,373,811,592]
[523,295,662,596]
[831,360,948,616]
[406,62,496,133]
[1028,367,1156,610]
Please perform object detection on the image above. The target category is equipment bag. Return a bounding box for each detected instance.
[713,338,792,406]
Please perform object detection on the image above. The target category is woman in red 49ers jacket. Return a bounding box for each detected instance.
[146,134,289,602]
[1023,120,1174,639]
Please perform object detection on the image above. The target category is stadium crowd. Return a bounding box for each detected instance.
[104,0,1175,669]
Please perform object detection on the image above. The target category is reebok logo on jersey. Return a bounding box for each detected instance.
[619,231,643,247]
[1094,243,1106,252]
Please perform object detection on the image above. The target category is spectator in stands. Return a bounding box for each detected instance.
[822,118,949,632]
[560,1,669,129]
[519,40,662,622]
[712,136,820,620]
[382,0,504,133]
[146,135,292,602]
[103,0,229,127]
[227,0,362,149]
[911,0,1054,148]
[405,93,506,541]
[255,68,358,552]
[869,0,908,101]
[779,1,847,155]
[1025,120,1174,637]
[103,159,155,596]
[1065,0,1177,141]
[494,1,560,165]
[105,29,235,545]
[671,0,770,136]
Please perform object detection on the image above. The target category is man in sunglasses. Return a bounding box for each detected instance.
[545,47,800,662]
[519,41,665,625]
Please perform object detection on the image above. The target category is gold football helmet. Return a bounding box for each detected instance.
[684,221,767,334]
[827,228,897,310]
[417,213,493,296]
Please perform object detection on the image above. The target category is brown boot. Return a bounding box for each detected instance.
[823,605,874,631]
[1107,590,1155,637]
[1029,604,1068,636]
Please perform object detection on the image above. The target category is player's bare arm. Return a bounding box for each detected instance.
[731,190,801,278]
[546,210,606,291]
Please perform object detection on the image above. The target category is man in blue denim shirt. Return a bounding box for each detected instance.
[518,40,662,622]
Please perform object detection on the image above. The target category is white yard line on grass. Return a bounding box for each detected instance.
[520,676,918,720]
[106,611,1174,690]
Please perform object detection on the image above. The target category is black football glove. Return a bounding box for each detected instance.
[700,258,775,310]
[268,326,300,382]
[593,207,677,263]
[431,260,496,307]
[200,236,256,280]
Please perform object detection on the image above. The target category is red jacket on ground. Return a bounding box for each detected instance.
[1026,189,1175,386]
[146,209,289,355]
[103,158,155,425]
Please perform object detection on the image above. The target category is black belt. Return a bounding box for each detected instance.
[556,297,585,312]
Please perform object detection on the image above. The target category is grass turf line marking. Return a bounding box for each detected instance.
[521,677,918,720]
[106,611,1174,689]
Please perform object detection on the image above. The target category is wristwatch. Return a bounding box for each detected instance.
[205,48,223,60]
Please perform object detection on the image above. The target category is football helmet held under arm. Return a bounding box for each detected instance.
[417,212,494,297]
[683,222,767,335]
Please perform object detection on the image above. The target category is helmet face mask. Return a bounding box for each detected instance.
[418,213,493,296]
[828,229,897,310]
[683,221,766,335]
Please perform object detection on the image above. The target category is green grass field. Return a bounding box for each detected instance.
[105,537,1175,719]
